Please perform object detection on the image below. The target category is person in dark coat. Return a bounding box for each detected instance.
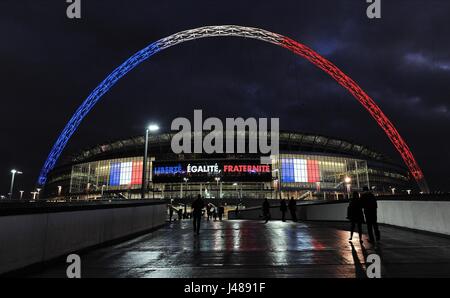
[361,186,380,243]
[218,204,225,221]
[347,191,364,242]
[280,199,287,222]
[192,195,205,235]
[206,203,212,221]
[168,204,174,222]
[262,199,271,223]
[211,205,217,221]
[288,197,298,222]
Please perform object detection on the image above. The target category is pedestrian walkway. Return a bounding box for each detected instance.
[29,220,450,278]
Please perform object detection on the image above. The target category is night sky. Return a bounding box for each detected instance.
[1,0,449,196]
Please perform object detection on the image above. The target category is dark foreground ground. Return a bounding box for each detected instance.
[27,219,450,278]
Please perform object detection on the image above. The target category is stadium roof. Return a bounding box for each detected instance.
[61,131,395,166]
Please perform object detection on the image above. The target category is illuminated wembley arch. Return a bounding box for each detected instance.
[38,25,429,192]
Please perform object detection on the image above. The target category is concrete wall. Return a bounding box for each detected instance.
[230,199,450,236]
[0,202,166,274]
[377,200,450,235]
[298,202,348,221]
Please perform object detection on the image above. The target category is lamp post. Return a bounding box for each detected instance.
[233,182,239,212]
[344,176,352,198]
[391,187,396,195]
[141,124,160,199]
[9,169,23,199]
[36,188,41,200]
[214,177,221,199]
[101,185,106,197]
[57,185,62,197]
[19,190,24,200]
[183,178,189,198]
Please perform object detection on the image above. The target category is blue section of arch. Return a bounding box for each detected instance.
[38,41,162,185]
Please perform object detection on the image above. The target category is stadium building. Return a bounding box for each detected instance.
[43,131,413,200]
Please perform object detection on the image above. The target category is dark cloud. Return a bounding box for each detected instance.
[0,0,449,195]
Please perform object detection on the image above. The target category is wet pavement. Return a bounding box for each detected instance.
[29,219,450,278]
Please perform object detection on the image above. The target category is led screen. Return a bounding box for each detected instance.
[109,161,143,186]
[281,158,320,183]
[152,160,272,183]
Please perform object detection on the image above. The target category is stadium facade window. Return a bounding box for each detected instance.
[278,154,369,191]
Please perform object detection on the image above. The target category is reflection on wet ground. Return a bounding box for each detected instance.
[30,220,450,278]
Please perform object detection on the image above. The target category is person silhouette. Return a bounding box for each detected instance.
[214,206,218,221]
[288,197,298,222]
[280,199,287,222]
[347,191,364,242]
[206,203,212,221]
[361,186,380,243]
[218,204,225,221]
[211,205,217,221]
[192,195,205,235]
[168,204,174,222]
[262,198,271,223]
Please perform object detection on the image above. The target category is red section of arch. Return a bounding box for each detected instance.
[279,37,425,184]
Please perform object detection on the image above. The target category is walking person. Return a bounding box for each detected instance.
[211,205,217,221]
[280,199,287,222]
[206,204,210,221]
[361,186,380,243]
[192,195,205,235]
[347,191,364,242]
[288,197,298,222]
[218,204,224,221]
[168,204,174,222]
[262,198,271,223]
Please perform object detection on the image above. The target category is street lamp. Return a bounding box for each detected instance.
[214,177,221,199]
[9,169,23,199]
[141,123,160,199]
[19,190,24,200]
[233,182,239,212]
[391,187,396,195]
[183,178,189,198]
[57,185,62,197]
[101,185,106,197]
[344,176,352,198]
[36,188,41,200]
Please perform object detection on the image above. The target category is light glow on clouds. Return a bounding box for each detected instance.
[404,53,450,71]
